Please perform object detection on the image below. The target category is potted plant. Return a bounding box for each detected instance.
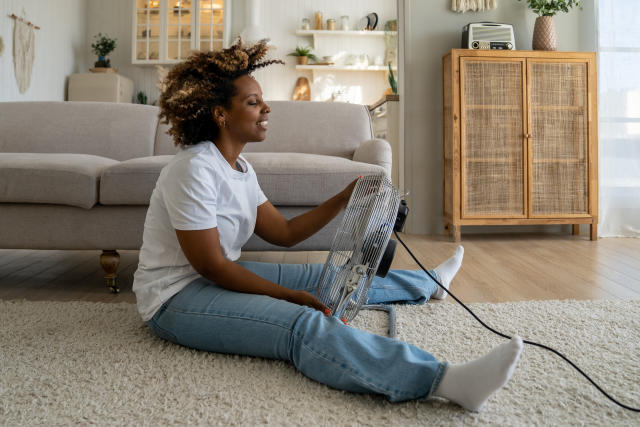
[136,91,148,105]
[91,33,118,71]
[287,46,317,65]
[388,62,397,95]
[518,0,583,51]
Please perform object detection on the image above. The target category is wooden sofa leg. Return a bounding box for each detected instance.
[100,250,121,293]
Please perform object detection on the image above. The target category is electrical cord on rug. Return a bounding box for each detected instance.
[393,230,640,413]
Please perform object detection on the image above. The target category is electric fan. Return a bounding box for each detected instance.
[316,174,408,336]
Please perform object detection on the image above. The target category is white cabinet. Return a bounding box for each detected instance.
[132,0,231,65]
[68,73,134,103]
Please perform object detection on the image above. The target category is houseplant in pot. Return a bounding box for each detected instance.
[91,33,118,72]
[287,46,317,65]
[519,0,582,51]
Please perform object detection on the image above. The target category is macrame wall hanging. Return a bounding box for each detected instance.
[451,0,498,13]
[8,12,40,94]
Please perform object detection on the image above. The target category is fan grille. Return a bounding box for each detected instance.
[316,175,400,321]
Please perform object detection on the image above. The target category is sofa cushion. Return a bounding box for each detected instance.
[0,102,159,161]
[100,152,386,207]
[100,155,174,205]
[154,101,374,159]
[0,153,117,209]
[154,121,178,156]
[242,101,374,158]
[243,152,386,206]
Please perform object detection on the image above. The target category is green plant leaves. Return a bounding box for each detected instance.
[388,62,397,94]
[91,33,117,57]
[287,46,317,61]
[517,0,582,17]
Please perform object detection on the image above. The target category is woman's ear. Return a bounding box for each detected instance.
[212,106,223,121]
[212,106,227,128]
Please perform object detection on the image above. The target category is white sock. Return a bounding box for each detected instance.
[433,336,524,412]
[431,245,464,300]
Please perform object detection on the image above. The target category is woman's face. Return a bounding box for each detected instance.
[223,75,270,143]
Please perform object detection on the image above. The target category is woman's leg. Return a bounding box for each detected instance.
[367,269,439,304]
[369,244,464,303]
[148,277,446,402]
[235,258,455,305]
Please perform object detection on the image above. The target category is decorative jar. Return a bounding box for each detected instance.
[340,15,350,31]
[314,11,323,30]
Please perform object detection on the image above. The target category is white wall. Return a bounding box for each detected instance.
[402,0,596,234]
[0,0,87,101]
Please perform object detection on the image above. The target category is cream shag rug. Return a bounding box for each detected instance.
[1,298,639,425]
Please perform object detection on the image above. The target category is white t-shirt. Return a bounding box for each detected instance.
[133,142,268,321]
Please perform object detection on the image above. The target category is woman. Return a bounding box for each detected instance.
[133,39,523,412]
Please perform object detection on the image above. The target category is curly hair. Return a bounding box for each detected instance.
[158,39,284,147]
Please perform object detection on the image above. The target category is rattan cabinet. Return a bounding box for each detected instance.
[442,49,597,241]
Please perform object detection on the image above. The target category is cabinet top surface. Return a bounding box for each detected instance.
[444,49,596,59]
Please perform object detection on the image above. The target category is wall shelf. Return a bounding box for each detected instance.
[295,64,397,81]
[294,28,396,84]
[296,65,396,71]
[295,30,396,37]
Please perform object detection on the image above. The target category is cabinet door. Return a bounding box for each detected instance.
[134,0,161,61]
[167,0,194,61]
[198,0,225,52]
[528,59,589,217]
[460,58,527,218]
[132,0,228,64]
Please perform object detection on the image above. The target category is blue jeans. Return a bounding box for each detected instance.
[146,261,447,402]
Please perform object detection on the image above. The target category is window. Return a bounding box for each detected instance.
[597,0,640,236]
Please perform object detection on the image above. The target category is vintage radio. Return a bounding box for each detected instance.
[461,22,515,50]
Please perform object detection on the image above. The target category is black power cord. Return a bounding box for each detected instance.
[393,230,640,413]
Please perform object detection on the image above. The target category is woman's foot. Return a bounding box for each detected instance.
[431,246,464,299]
[433,336,524,412]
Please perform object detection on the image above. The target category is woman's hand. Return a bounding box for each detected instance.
[286,290,329,314]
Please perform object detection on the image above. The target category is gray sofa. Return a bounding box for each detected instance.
[0,101,391,292]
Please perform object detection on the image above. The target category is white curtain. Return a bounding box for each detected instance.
[597,1,640,237]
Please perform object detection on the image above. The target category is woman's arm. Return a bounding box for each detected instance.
[254,179,358,248]
[176,227,327,312]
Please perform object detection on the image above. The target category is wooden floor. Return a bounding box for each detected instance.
[1,232,639,304]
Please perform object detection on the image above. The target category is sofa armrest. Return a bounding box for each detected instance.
[352,138,392,178]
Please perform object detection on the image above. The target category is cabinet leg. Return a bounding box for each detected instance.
[590,224,598,241]
[100,250,121,293]
[572,224,580,235]
[451,225,461,242]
